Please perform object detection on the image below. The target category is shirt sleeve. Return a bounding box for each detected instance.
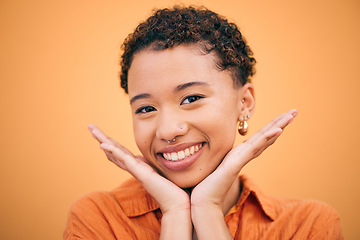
[63,195,115,240]
[63,190,160,240]
[308,204,343,240]
[63,192,133,240]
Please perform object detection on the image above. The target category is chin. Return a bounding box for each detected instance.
[170,174,206,189]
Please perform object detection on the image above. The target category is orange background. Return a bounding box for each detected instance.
[1,0,359,239]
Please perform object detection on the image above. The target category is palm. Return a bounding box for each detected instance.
[191,109,297,210]
[88,125,190,214]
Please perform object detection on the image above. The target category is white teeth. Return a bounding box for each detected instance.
[184,148,190,157]
[171,152,178,161]
[162,144,203,161]
[178,150,185,160]
[190,146,194,154]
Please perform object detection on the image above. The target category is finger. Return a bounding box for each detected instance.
[276,109,297,130]
[100,142,187,208]
[232,127,282,168]
[194,110,297,202]
[88,125,113,144]
[88,124,96,132]
[258,109,297,132]
[230,109,297,169]
[103,149,126,169]
[89,124,134,156]
[198,127,282,199]
[236,115,292,166]
[247,110,296,145]
[252,128,283,158]
[135,155,151,165]
[212,124,283,187]
[100,143,154,181]
[108,138,134,156]
[91,126,189,212]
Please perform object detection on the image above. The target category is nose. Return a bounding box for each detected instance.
[155,109,188,142]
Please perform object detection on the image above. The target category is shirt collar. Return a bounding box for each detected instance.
[112,178,159,217]
[226,175,279,221]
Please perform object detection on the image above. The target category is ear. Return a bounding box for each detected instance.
[237,83,255,120]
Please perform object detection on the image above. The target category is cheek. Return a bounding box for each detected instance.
[197,102,239,134]
[196,103,238,151]
[133,120,153,157]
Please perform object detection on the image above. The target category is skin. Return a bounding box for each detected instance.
[88,45,298,239]
[128,45,251,188]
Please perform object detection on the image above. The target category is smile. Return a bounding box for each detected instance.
[162,143,203,161]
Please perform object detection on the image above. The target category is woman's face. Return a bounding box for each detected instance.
[128,45,244,188]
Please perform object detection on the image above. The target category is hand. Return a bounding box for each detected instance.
[190,109,298,239]
[88,125,192,239]
[88,124,190,213]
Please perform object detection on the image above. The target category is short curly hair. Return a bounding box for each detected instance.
[120,6,256,93]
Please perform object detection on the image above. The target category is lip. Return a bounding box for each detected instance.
[157,142,205,171]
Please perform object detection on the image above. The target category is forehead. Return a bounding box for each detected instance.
[129,45,215,74]
[127,45,231,96]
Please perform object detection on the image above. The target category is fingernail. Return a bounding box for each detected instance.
[288,114,297,123]
[100,143,109,148]
[88,124,94,132]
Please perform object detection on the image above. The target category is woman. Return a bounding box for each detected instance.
[64,6,342,239]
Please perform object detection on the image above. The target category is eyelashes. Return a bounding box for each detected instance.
[135,95,204,114]
[135,105,156,114]
[181,95,204,104]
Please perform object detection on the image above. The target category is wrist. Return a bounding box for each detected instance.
[191,205,232,240]
[160,209,192,240]
[191,203,224,222]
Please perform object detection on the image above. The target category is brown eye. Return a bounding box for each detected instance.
[181,95,204,104]
[136,106,156,114]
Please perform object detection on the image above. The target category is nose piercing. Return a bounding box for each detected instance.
[167,138,176,143]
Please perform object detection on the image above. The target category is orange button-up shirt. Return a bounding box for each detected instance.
[64,175,343,239]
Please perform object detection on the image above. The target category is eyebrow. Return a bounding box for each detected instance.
[174,81,210,93]
[130,81,210,104]
[130,93,151,105]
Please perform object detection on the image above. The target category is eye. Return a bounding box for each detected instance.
[181,95,204,105]
[135,106,156,114]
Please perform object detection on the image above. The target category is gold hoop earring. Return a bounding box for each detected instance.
[238,116,249,136]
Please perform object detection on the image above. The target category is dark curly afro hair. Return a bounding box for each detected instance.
[120,6,256,93]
